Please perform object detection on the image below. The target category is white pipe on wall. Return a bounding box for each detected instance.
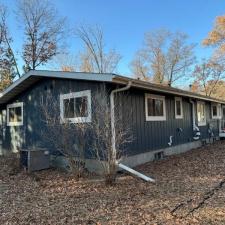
[190,100,196,130]
[168,136,173,146]
[110,81,132,160]
[219,118,222,133]
[190,99,200,140]
[110,82,155,183]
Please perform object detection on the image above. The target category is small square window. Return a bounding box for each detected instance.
[60,90,91,123]
[7,102,23,126]
[175,97,183,119]
[145,94,166,121]
[211,103,221,119]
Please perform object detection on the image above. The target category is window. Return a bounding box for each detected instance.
[223,106,225,119]
[197,101,206,126]
[175,97,183,119]
[60,90,91,123]
[7,102,23,126]
[211,103,221,119]
[145,94,166,121]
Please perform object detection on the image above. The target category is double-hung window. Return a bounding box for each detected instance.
[145,94,166,121]
[60,90,91,123]
[7,102,23,126]
[197,101,206,126]
[175,97,183,119]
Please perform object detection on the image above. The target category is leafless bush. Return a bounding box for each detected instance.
[5,153,21,175]
[40,85,133,184]
[40,93,87,179]
[87,86,133,184]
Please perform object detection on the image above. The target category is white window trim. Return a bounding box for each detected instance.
[7,102,24,126]
[145,93,166,121]
[175,97,183,119]
[60,90,92,123]
[211,103,221,119]
[197,101,206,126]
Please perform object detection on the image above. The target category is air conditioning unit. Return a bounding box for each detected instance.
[20,148,50,172]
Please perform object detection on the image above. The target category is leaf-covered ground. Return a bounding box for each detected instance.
[1,141,225,224]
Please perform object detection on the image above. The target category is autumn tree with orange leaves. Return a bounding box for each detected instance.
[191,15,225,100]
[191,59,225,99]
[203,15,225,57]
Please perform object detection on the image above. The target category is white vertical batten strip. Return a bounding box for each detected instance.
[110,81,155,182]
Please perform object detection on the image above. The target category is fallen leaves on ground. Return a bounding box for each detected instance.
[1,141,225,224]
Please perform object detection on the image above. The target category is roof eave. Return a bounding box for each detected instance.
[112,76,225,104]
[0,70,116,105]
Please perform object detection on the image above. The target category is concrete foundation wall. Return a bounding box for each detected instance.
[51,138,219,174]
[121,140,202,168]
[50,155,108,175]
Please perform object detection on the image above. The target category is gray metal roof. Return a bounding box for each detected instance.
[1,70,225,105]
[0,70,116,104]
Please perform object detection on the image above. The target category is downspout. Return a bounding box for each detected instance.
[110,81,155,183]
[110,81,132,160]
[219,105,222,134]
[190,99,196,131]
[190,99,201,140]
[219,119,222,134]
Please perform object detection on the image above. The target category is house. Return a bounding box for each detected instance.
[0,70,225,172]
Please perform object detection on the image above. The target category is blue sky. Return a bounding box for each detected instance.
[2,0,225,76]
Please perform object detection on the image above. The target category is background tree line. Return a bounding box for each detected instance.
[0,0,225,100]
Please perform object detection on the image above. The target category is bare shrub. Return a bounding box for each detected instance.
[40,85,133,184]
[40,93,87,179]
[5,153,21,175]
[87,86,133,185]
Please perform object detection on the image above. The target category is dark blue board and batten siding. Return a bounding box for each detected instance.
[0,78,109,155]
[0,77,221,157]
[119,88,220,156]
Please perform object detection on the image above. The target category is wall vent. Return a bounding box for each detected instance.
[154,151,164,160]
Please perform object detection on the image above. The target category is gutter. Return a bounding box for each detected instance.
[110,81,155,182]
[113,77,225,104]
